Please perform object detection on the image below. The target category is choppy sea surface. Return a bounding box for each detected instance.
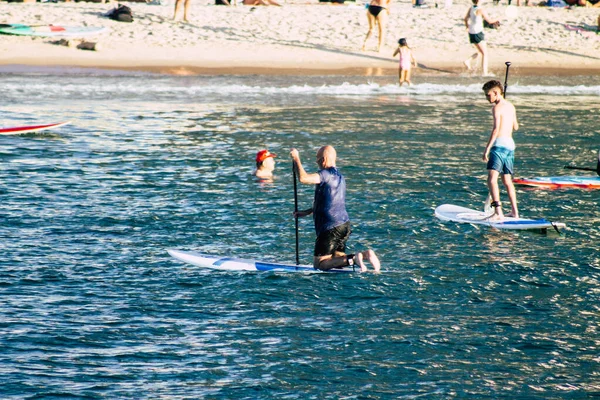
[1,70,599,399]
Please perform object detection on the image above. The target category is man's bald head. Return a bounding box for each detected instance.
[317,145,337,168]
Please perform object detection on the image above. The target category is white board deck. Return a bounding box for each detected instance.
[435,204,566,231]
[167,249,358,273]
[514,176,600,189]
[0,121,70,135]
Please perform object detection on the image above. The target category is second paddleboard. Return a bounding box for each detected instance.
[435,204,566,231]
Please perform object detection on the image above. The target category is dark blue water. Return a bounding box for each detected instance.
[1,72,599,398]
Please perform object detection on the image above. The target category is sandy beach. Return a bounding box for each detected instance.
[0,0,599,75]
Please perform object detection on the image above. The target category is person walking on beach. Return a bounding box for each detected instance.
[362,0,391,52]
[463,0,499,76]
[173,0,191,21]
[482,80,519,221]
[392,38,417,86]
[253,149,277,179]
[290,146,381,272]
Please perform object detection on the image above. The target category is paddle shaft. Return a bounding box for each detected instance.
[292,162,300,265]
[564,165,598,172]
[503,61,511,98]
[564,150,600,176]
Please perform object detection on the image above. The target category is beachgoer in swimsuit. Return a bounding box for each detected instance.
[463,0,498,76]
[392,38,417,86]
[290,146,380,272]
[362,0,391,52]
[368,4,385,16]
[481,80,520,220]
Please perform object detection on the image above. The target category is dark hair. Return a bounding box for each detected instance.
[482,80,503,95]
[398,38,407,46]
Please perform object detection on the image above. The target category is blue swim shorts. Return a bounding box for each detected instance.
[487,146,514,175]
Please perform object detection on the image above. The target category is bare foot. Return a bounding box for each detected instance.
[463,59,472,71]
[486,212,504,221]
[356,252,368,272]
[506,212,519,218]
[366,249,381,272]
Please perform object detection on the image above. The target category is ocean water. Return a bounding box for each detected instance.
[0,70,599,399]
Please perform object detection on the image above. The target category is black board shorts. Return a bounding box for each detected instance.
[469,32,485,44]
[314,222,351,257]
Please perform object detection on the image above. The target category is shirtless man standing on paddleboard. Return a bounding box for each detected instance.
[290,145,380,272]
[482,80,519,220]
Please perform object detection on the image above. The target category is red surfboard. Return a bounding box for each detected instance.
[0,121,70,135]
[513,176,600,189]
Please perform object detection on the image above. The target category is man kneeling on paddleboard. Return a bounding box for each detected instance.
[290,145,380,273]
[482,80,519,220]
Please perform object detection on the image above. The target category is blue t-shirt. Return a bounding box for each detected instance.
[313,167,350,236]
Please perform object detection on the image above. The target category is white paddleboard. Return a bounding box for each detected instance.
[167,249,358,273]
[435,204,566,231]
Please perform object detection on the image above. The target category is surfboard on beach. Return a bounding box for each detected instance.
[167,249,358,273]
[514,176,600,189]
[0,24,107,37]
[0,121,70,135]
[435,204,566,231]
[564,24,600,40]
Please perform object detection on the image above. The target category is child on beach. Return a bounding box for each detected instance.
[392,38,417,86]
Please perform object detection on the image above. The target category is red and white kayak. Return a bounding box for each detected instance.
[0,122,70,135]
[513,176,600,189]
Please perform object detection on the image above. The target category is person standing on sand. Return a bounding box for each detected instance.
[482,80,519,221]
[173,0,191,21]
[463,0,499,76]
[392,38,417,86]
[290,146,380,272]
[362,0,391,52]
